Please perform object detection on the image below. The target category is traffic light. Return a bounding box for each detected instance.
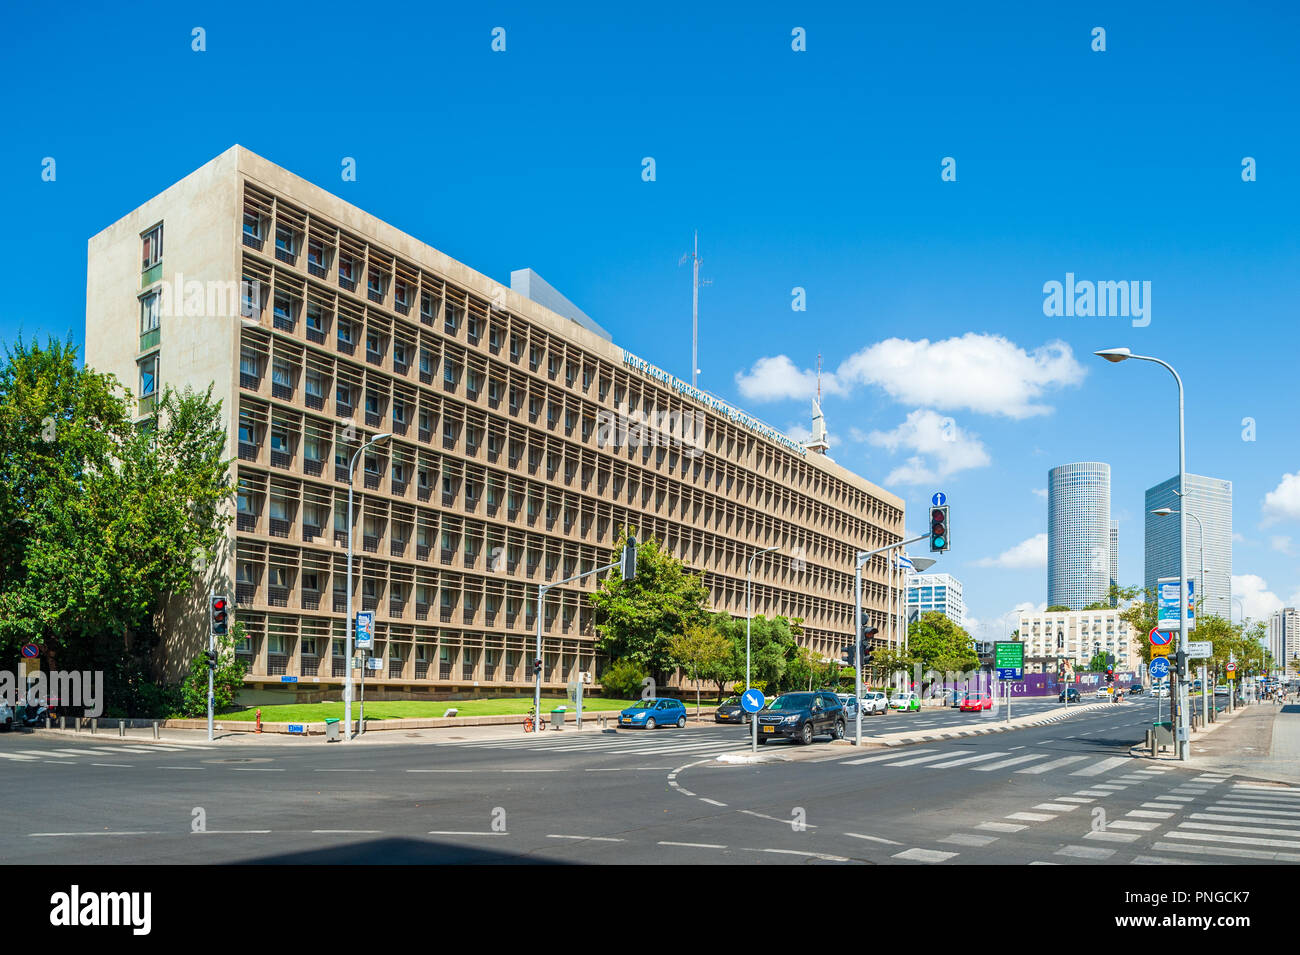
[929,506,949,553]
[205,651,218,670]
[533,658,543,676]
[1105,665,1114,684]
[841,645,857,667]
[209,596,228,636]
[621,535,638,581]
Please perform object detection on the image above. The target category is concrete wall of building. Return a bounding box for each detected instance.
[85,145,909,694]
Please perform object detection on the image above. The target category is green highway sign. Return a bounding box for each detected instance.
[995,641,1024,680]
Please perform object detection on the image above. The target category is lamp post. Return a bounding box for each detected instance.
[854,534,928,745]
[344,431,391,741]
[1096,347,1190,761]
[746,545,780,753]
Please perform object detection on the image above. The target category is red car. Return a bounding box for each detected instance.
[960,692,993,712]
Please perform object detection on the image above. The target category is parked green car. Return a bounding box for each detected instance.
[889,691,921,712]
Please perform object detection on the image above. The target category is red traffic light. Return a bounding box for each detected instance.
[212,598,226,611]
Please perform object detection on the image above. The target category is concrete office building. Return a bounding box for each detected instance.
[85,146,906,696]
[905,573,964,627]
[1269,608,1298,679]
[1017,607,1139,673]
[1144,474,1233,620]
[1047,462,1112,610]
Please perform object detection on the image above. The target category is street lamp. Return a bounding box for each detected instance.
[344,431,391,740]
[746,545,780,753]
[1096,347,1190,761]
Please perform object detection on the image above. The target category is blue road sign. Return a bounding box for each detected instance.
[740,689,765,713]
[997,668,1023,681]
[280,675,298,683]
[20,644,38,658]
[932,492,947,507]
[1149,628,1172,646]
[1149,657,1170,680]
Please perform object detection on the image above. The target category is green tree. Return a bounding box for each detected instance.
[1045,605,1073,612]
[597,659,647,699]
[179,623,251,717]
[669,622,732,716]
[0,340,233,714]
[589,532,710,687]
[1112,584,1158,666]
[907,611,978,677]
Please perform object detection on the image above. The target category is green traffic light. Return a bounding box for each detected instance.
[933,536,946,549]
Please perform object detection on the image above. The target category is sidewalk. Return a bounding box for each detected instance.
[26,712,667,747]
[1128,701,1300,785]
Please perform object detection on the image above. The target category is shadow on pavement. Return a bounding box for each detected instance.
[228,837,571,865]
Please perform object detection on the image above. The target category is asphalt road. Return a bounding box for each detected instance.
[2,696,1293,864]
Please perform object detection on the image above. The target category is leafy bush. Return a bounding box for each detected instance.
[178,627,250,717]
[599,659,648,699]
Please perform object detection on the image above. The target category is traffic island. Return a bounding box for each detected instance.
[712,701,1116,763]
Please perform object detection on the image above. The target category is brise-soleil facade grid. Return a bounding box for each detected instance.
[85,147,906,694]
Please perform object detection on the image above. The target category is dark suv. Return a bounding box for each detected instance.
[1058,687,1081,703]
[755,691,845,744]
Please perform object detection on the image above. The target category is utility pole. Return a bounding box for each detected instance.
[680,232,710,389]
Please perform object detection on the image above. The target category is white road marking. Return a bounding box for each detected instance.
[1015,755,1089,775]
[843,832,900,845]
[1056,845,1115,860]
[892,847,957,863]
[1006,812,1055,822]
[1070,756,1131,777]
[977,822,1028,833]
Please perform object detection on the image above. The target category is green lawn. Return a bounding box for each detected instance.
[214,697,641,723]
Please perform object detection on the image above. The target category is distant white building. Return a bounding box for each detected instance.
[906,573,964,628]
[1017,607,1138,672]
[1269,608,1299,679]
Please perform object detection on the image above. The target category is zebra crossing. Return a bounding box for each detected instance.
[438,729,750,759]
[0,741,212,761]
[838,745,1138,782]
[1146,780,1300,863]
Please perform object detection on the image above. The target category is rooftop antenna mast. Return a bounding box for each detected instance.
[679,231,711,389]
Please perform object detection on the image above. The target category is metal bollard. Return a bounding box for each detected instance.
[91,718,97,734]
[59,716,65,730]
[44,717,51,730]
[1149,731,1157,758]
[119,721,125,737]
[152,721,160,739]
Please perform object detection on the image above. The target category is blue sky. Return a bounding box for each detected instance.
[3,0,1299,639]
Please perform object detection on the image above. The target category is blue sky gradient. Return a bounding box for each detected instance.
[3,0,1298,637]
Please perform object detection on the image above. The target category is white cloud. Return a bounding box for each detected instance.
[734,355,845,402]
[1263,472,1300,524]
[1032,488,1048,499]
[837,334,1085,419]
[784,422,840,448]
[735,334,1086,418]
[1270,535,1293,555]
[975,533,1048,569]
[865,410,991,485]
[1233,574,1286,620]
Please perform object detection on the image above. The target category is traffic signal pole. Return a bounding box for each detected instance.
[533,538,637,736]
[207,597,214,743]
[854,533,927,746]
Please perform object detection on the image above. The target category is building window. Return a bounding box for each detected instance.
[140,292,161,334]
[275,224,298,258]
[308,237,326,270]
[338,254,355,284]
[141,224,163,271]
[243,213,262,242]
[138,355,158,397]
[306,304,324,334]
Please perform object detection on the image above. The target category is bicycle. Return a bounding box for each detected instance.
[523,704,547,733]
